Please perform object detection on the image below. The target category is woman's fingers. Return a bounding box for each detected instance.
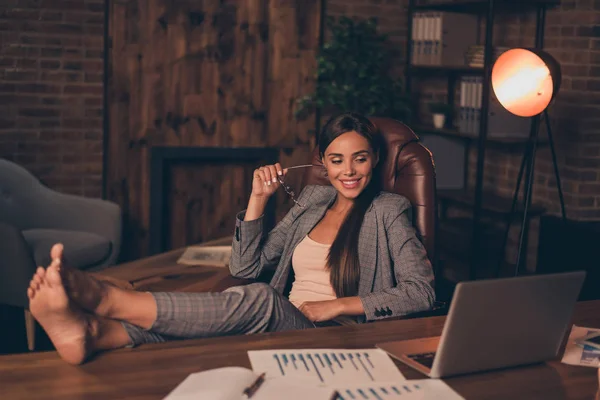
[254,168,266,187]
[267,165,278,184]
[262,166,272,186]
[253,163,287,195]
[274,163,283,179]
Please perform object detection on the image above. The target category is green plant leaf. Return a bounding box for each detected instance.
[295,16,411,121]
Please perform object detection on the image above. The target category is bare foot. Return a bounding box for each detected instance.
[50,243,113,317]
[28,264,97,365]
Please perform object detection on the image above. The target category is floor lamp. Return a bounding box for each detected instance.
[491,48,567,277]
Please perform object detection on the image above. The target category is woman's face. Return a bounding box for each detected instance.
[322,130,377,200]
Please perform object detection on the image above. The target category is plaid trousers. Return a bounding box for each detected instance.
[122,282,316,346]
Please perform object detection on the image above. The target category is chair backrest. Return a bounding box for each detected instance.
[302,117,437,263]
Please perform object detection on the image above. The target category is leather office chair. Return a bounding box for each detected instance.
[303,117,445,317]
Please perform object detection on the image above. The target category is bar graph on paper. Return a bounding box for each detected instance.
[331,380,465,400]
[247,349,405,386]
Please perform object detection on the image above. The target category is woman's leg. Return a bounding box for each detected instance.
[48,244,159,329]
[49,244,313,340]
[27,265,137,364]
[148,283,314,338]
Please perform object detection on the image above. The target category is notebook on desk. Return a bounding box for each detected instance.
[377,271,586,378]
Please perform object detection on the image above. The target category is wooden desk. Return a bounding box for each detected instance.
[1,300,599,399]
[90,237,253,293]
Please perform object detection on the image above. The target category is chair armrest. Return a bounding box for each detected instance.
[0,222,37,308]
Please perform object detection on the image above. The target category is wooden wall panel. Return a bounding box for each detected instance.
[169,161,259,249]
[108,0,322,260]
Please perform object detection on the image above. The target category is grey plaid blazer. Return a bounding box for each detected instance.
[229,185,435,322]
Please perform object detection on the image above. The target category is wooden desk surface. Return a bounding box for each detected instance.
[91,237,252,293]
[1,300,599,399]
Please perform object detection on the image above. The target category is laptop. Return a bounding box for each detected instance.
[377,271,586,378]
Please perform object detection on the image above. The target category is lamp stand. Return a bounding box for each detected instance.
[496,109,566,277]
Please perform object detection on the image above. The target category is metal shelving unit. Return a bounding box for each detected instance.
[404,0,557,280]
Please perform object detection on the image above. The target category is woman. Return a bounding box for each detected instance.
[27,112,435,365]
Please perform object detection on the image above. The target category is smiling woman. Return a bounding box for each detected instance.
[25,112,435,366]
[312,114,382,299]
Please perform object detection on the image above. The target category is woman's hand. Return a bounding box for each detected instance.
[244,163,287,221]
[299,300,343,323]
[250,163,286,200]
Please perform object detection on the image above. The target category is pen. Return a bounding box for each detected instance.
[242,372,266,399]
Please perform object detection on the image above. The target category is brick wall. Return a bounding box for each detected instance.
[0,1,104,197]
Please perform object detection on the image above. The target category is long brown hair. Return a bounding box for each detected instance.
[320,112,382,298]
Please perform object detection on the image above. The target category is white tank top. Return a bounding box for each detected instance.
[288,235,337,308]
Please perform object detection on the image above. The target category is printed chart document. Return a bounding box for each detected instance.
[561,325,600,367]
[248,348,405,386]
[332,379,464,400]
[163,367,334,400]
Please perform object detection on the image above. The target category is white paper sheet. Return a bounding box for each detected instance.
[561,325,600,368]
[332,379,465,400]
[163,367,333,400]
[176,245,231,267]
[248,348,405,386]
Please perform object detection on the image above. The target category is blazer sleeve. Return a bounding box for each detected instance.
[229,186,315,279]
[359,198,436,321]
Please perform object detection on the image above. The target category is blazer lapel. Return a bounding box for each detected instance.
[358,206,378,295]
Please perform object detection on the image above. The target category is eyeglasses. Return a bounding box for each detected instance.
[277,164,320,208]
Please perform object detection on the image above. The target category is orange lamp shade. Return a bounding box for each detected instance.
[491,48,561,117]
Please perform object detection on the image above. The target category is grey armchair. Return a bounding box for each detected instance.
[0,158,122,350]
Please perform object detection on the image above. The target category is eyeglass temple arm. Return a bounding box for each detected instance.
[284,164,321,170]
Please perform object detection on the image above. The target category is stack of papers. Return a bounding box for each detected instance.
[164,348,465,399]
[561,325,600,367]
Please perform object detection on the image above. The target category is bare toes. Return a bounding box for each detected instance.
[50,243,64,261]
[27,287,34,299]
[36,266,45,277]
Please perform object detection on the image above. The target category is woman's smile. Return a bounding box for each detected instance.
[339,177,362,190]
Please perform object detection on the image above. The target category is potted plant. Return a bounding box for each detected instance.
[428,102,453,129]
[295,16,412,123]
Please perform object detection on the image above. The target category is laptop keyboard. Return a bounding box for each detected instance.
[407,352,436,369]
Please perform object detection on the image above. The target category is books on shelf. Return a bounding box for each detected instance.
[465,45,510,67]
[411,12,478,66]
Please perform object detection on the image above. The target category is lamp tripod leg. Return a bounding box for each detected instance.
[544,110,567,220]
[515,117,541,276]
[496,138,532,278]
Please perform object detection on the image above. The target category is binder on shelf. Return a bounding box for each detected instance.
[459,77,468,133]
[410,12,478,67]
[474,76,483,135]
[457,76,532,139]
[413,12,425,65]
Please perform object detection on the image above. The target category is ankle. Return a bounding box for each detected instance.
[95,284,119,317]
